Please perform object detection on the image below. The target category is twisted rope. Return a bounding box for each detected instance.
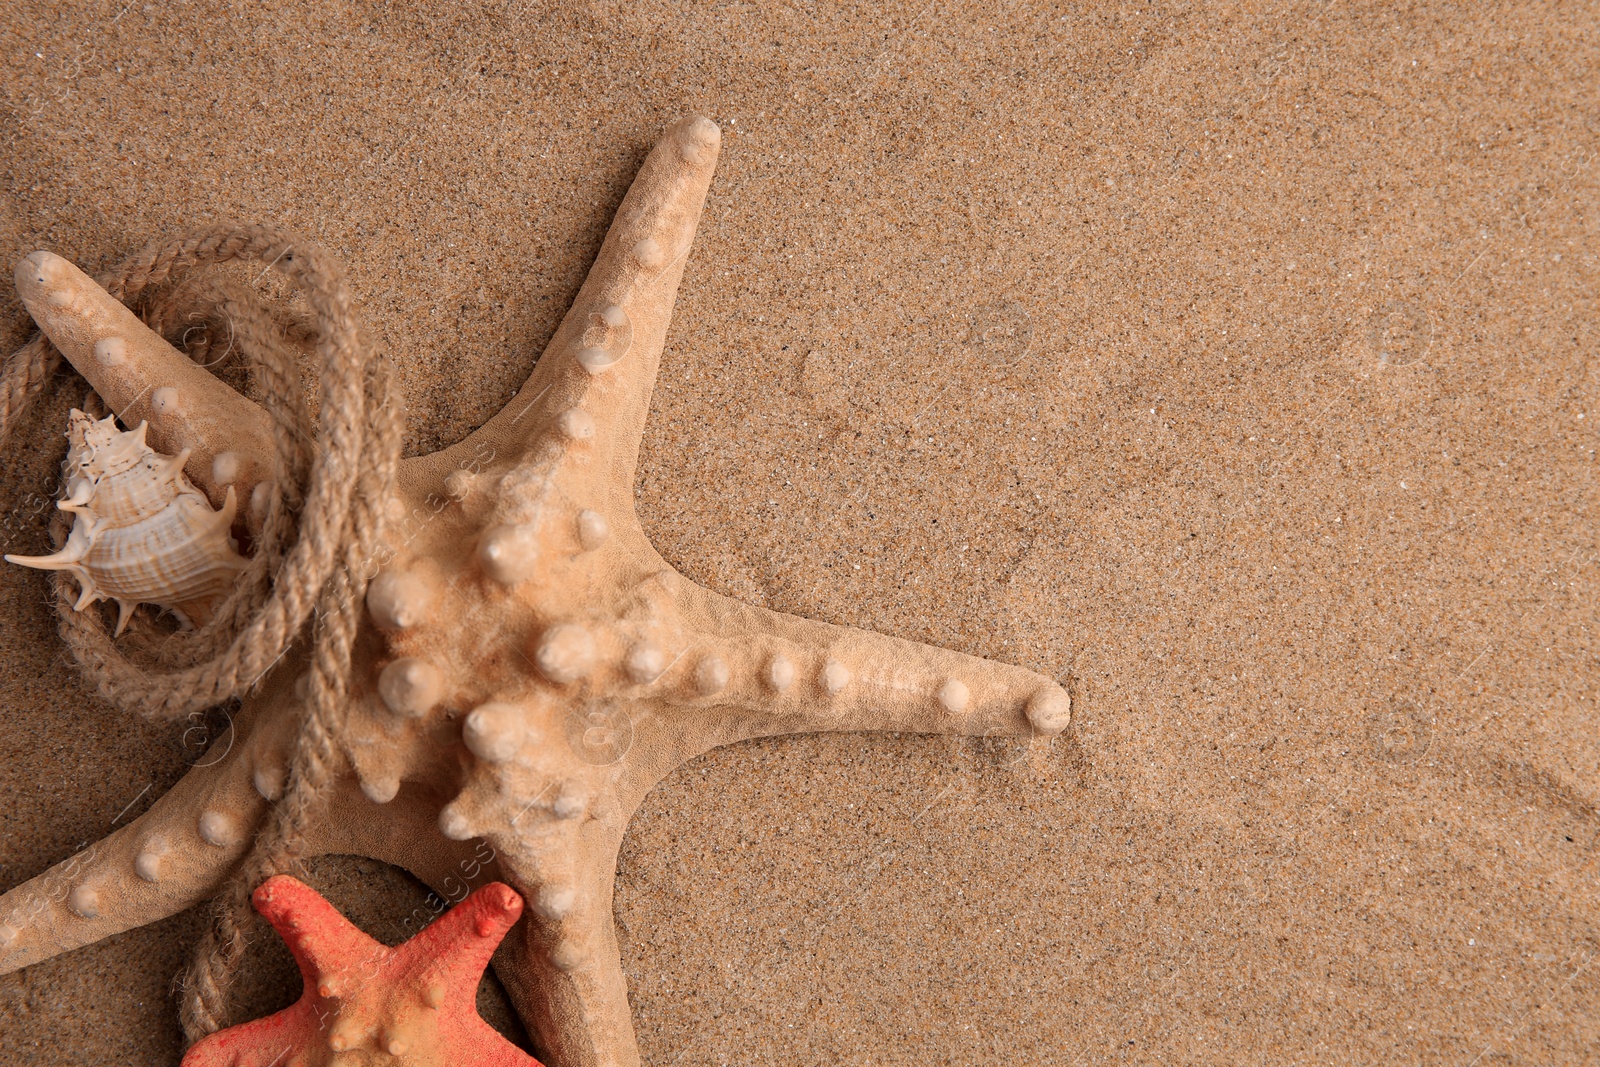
[0,225,402,1039]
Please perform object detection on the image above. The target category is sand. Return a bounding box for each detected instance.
[1,1,1597,1063]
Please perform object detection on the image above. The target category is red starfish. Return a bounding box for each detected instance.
[181,876,541,1067]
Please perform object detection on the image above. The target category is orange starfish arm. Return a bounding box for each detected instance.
[252,874,386,993]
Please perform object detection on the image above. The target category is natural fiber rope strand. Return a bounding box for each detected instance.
[182,274,400,1039]
[0,225,401,1040]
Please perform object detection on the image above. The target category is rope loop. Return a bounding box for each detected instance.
[0,225,403,1038]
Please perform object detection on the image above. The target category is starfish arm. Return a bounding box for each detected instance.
[252,874,385,989]
[0,726,267,975]
[421,115,722,505]
[180,1006,315,1067]
[12,252,276,515]
[420,883,545,1064]
[412,880,522,998]
[492,822,640,1067]
[646,576,1070,761]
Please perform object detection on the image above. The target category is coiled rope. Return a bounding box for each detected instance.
[0,225,401,1039]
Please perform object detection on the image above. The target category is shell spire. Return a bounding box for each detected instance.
[5,410,248,634]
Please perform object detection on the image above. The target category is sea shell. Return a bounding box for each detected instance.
[5,409,248,633]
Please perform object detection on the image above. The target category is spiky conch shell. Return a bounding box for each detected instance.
[5,410,248,634]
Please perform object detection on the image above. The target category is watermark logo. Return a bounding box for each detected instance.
[1367,700,1433,764]
[173,705,236,767]
[967,299,1035,371]
[564,702,634,766]
[1364,301,1432,368]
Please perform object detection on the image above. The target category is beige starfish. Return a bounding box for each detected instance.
[0,115,1069,1066]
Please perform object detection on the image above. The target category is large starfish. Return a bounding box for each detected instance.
[0,116,1069,1066]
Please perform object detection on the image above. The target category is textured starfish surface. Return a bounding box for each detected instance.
[0,115,1069,1066]
[183,876,541,1066]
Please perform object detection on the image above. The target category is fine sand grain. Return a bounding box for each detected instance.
[1,2,1596,1063]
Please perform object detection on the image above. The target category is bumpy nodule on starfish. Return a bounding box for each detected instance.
[182,876,541,1066]
[0,115,1069,1067]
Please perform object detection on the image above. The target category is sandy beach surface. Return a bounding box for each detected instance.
[1,1,1596,1063]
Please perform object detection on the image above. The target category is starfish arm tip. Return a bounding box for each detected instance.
[1026,681,1072,735]
[442,878,523,935]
